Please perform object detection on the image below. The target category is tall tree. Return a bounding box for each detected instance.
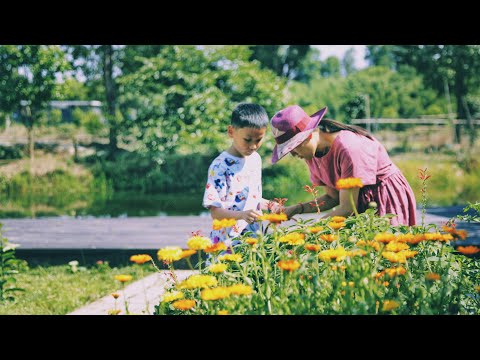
[0,45,69,166]
[342,48,357,76]
[249,45,310,80]
[393,45,480,144]
[321,56,341,78]
[365,45,397,69]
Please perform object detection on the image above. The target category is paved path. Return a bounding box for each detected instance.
[1,207,478,250]
[69,270,196,315]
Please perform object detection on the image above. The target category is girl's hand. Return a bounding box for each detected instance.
[283,205,300,219]
[241,209,263,224]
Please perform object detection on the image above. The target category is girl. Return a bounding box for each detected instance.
[270,105,417,226]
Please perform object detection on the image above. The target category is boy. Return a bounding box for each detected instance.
[202,103,277,247]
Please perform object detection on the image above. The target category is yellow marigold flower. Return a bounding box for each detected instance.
[374,233,396,243]
[130,254,152,264]
[402,250,418,259]
[336,177,364,190]
[382,251,406,263]
[257,213,288,224]
[382,300,400,311]
[319,234,338,243]
[212,218,237,230]
[115,274,133,283]
[204,242,228,253]
[424,232,445,242]
[425,272,441,281]
[278,233,305,246]
[395,233,414,243]
[348,281,354,287]
[308,226,324,234]
[331,216,347,223]
[227,284,253,296]
[180,249,197,259]
[318,247,348,262]
[108,309,121,315]
[111,293,120,299]
[218,254,243,262]
[457,246,480,255]
[187,236,212,250]
[157,246,183,263]
[208,263,228,273]
[172,299,196,311]
[218,310,229,315]
[245,238,258,246]
[442,234,454,241]
[305,243,321,252]
[277,259,301,272]
[178,275,218,289]
[162,291,184,303]
[385,242,410,252]
[341,281,347,287]
[407,234,425,245]
[475,286,480,293]
[328,221,346,230]
[201,287,231,301]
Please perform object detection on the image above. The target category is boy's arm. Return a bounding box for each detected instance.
[210,206,262,223]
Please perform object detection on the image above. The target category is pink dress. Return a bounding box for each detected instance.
[305,130,417,226]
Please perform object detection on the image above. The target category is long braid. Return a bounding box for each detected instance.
[319,118,375,141]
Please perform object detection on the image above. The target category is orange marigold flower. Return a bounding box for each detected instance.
[442,225,468,240]
[204,242,228,253]
[212,218,237,230]
[331,216,347,223]
[180,249,197,259]
[383,281,390,287]
[382,300,400,311]
[130,254,152,265]
[425,272,441,281]
[328,221,346,230]
[278,259,301,272]
[245,238,258,246]
[319,234,338,243]
[111,293,120,299]
[187,235,212,250]
[475,286,480,293]
[308,226,324,234]
[115,274,133,283]
[374,233,396,243]
[336,177,364,190]
[347,249,367,257]
[457,246,480,255]
[258,213,288,223]
[384,267,407,278]
[305,243,321,252]
[172,299,196,311]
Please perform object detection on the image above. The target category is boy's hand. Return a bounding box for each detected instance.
[241,209,263,224]
[269,201,283,214]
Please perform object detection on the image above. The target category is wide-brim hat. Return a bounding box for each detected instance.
[271,105,328,164]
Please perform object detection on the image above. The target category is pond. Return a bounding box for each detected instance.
[0,192,208,218]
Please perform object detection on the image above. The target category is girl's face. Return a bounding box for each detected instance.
[291,133,317,160]
[228,126,266,157]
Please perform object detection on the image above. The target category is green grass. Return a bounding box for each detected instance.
[0,263,156,315]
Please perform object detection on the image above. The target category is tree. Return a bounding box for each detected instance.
[249,45,311,80]
[118,45,287,164]
[365,45,397,69]
[392,45,480,144]
[342,48,357,76]
[0,45,69,166]
[321,56,341,78]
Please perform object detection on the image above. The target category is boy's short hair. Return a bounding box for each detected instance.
[231,103,269,129]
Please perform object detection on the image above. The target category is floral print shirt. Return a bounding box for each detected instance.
[202,151,262,246]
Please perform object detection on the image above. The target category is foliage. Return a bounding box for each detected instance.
[118,45,287,164]
[0,223,25,302]
[153,209,480,315]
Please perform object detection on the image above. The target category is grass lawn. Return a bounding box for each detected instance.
[0,263,156,315]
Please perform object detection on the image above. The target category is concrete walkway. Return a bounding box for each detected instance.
[69,270,196,315]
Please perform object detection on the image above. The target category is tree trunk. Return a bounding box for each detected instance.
[454,61,467,144]
[103,45,118,156]
[27,125,34,172]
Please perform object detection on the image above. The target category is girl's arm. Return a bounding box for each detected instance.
[321,188,360,219]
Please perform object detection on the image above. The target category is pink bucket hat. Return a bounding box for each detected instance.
[271,105,328,164]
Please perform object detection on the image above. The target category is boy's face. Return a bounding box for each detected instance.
[228,126,267,157]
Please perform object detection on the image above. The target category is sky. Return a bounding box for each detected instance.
[312,45,368,69]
